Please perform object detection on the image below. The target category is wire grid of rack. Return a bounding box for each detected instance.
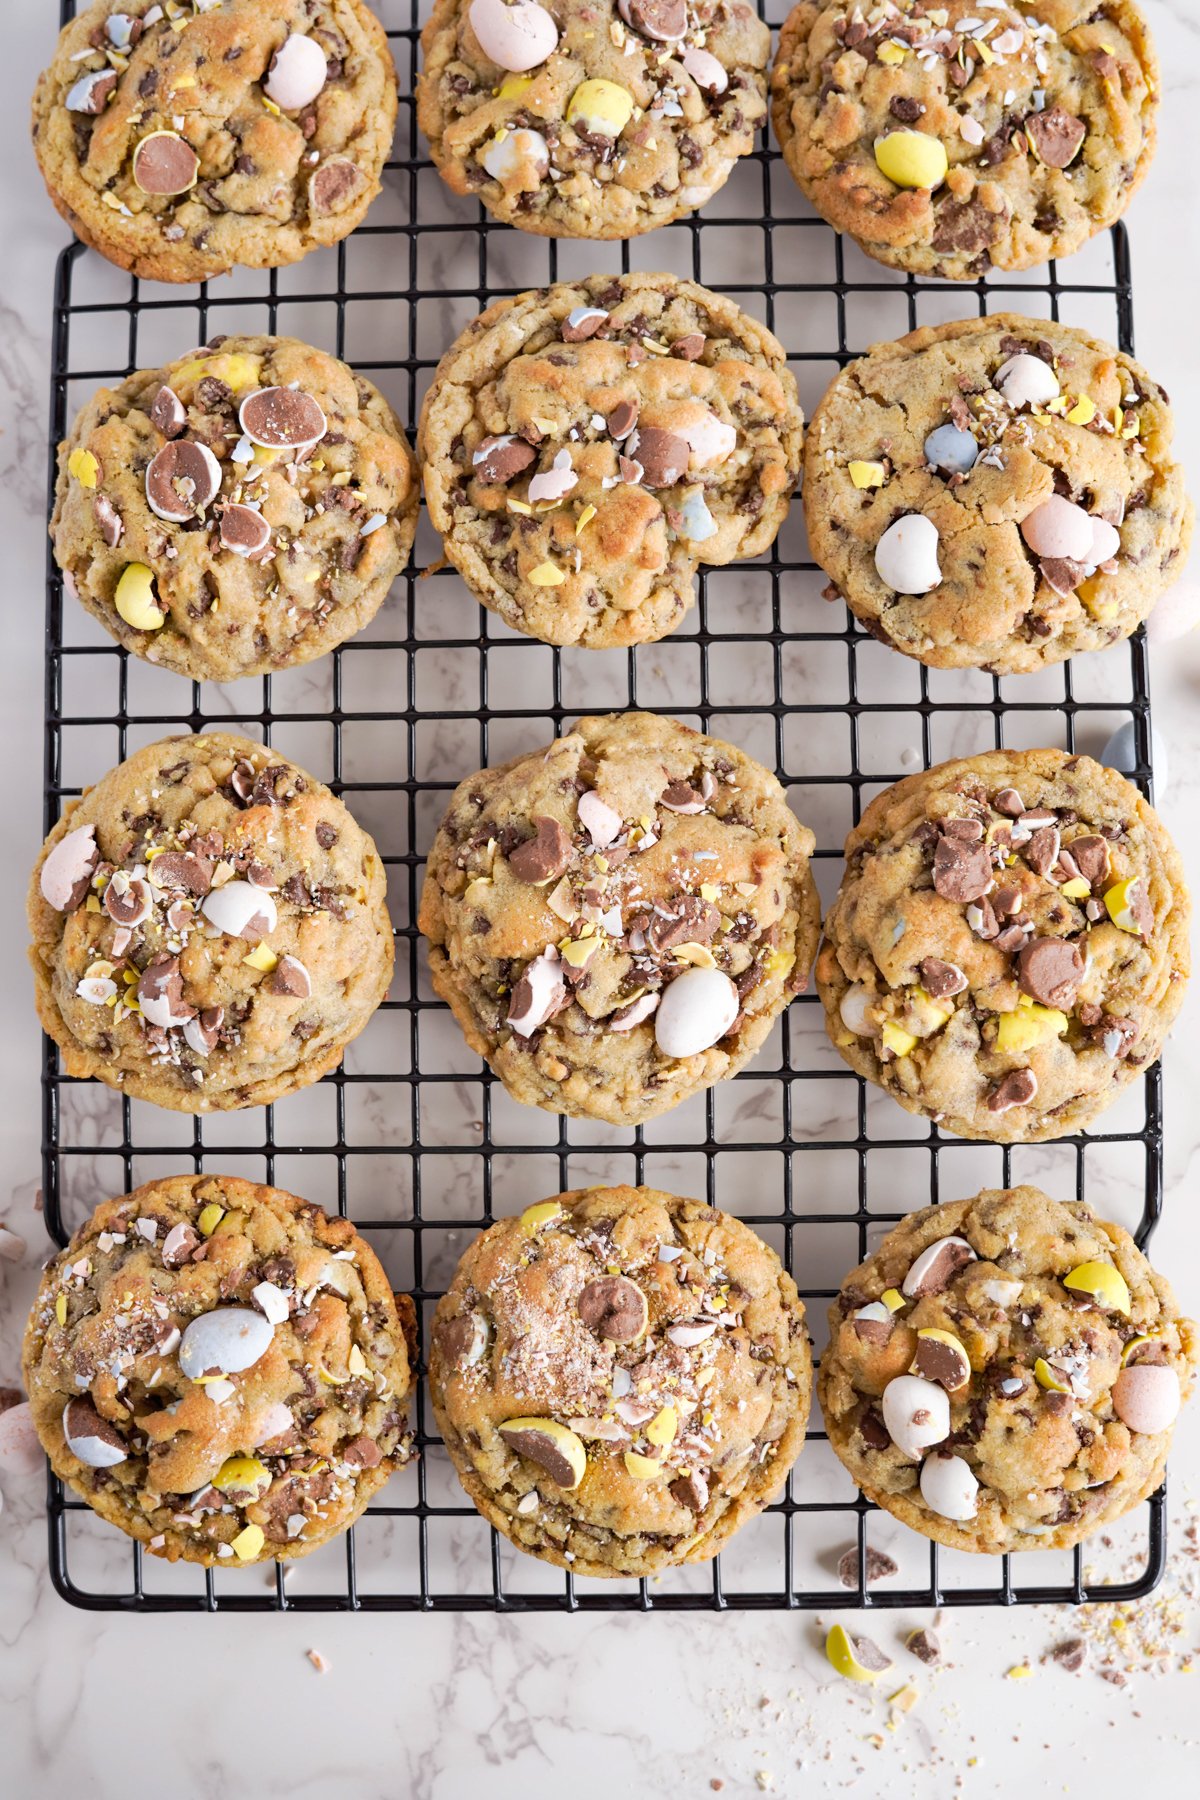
[42,0,1166,1612]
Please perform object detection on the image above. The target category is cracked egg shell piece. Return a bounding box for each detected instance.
[816,749,1189,1142]
[417,711,821,1125]
[22,1175,414,1566]
[803,313,1192,674]
[31,0,397,285]
[417,272,804,650]
[418,0,769,239]
[429,1183,812,1577]
[52,334,418,683]
[27,733,393,1113]
[770,1,1159,281]
[819,1186,1196,1554]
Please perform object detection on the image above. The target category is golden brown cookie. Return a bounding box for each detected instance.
[771,1,1158,279]
[803,314,1192,673]
[32,0,397,283]
[418,712,822,1125]
[418,272,803,649]
[29,733,393,1112]
[418,0,770,237]
[819,1187,1196,1554]
[52,334,418,683]
[23,1175,413,1566]
[816,750,1190,1141]
[430,1184,812,1576]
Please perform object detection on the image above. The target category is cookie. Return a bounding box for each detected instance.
[28,733,393,1112]
[803,313,1192,673]
[418,273,803,649]
[430,1184,811,1577]
[418,0,770,238]
[819,1186,1196,1554]
[419,712,822,1125]
[31,0,397,284]
[817,750,1190,1141]
[23,1175,413,1566]
[771,1,1158,279]
[52,334,419,684]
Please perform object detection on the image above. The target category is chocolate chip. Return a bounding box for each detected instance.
[932,831,993,903]
[472,434,536,484]
[837,1545,899,1588]
[606,399,639,440]
[150,384,186,438]
[509,815,572,884]
[626,425,689,487]
[986,1067,1038,1113]
[859,1407,890,1449]
[1025,105,1086,169]
[1017,937,1084,1008]
[672,333,706,361]
[919,957,967,999]
[889,95,924,123]
[932,196,1000,254]
[576,1276,648,1344]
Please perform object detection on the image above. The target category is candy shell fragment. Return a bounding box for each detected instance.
[1063,1261,1131,1316]
[826,1623,893,1683]
[114,563,165,631]
[498,1417,586,1488]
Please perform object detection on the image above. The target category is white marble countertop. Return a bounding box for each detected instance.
[3,4,1200,1794]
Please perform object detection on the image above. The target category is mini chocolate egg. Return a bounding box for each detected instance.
[919,1449,979,1520]
[468,0,559,72]
[178,1306,275,1379]
[874,514,942,594]
[654,967,740,1058]
[924,422,979,476]
[1020,495,1093,562]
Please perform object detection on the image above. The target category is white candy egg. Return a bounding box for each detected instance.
[264,34,329,111]
[61,1399,127,1469]
[178,1307,275,1380]
[919,1450,979,1521]
[200,879,277,941]
[881,1374,950,1458]
[1088,514,1122,565]
[994,353,1060,409]
[838,984,875,1036]
[679,408,736,467]
[481,126,550,182]
[1020,495,1094,562]
[469,0,559,72]
[677,487,718,541]
[874,514,942,594]
[654,967,740,1059]
[1112,1363,1180,1435]
[1100,721,1170,801]
[680,47,728,95]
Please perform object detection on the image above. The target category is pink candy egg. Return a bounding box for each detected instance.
[1020,495,1093,562]
[1112,1362,1180,1435]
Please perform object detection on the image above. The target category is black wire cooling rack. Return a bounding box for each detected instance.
[41,0,1165,1612]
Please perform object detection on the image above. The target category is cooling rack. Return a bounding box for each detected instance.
[42,0,1165,1611]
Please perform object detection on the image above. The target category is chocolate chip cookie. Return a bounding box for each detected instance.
[52,334,419,684]
[419,711,821,1125]
[816,750,1189,1141]
[32,0,397,284]
[430,1183,811,1576]
[418,273,803,649]
[771,1,1158,279]
[23,1175,413,1566]
[29,733,393,1112]
[418,0,770,237]
[803,313,1192,673]
[819,1186,1196,1554]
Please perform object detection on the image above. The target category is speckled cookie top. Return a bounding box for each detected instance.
[418,712,821,1125]
[771,0,1158,278]
[803,313,1193,674]
[418,0,770,238]
[32,0,397,283]
[22,1176,413,1566]
[52,334,418,684]
[418,273,803,650]
[429,1184,811,1577]
[816,749,1190,1141]
[819,1187,1197,1554]
[28,733,393,1112]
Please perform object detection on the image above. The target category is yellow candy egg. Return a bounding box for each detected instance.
[874,130,949,190]
[229,1522,265,1561]
[67,447,99,489]
[1034,1357,1071,1393]
[113,564,166,632]
[848,460,887,489]
[1063,1261,1131,1316]
[566,78,634,139]
[212,1454,272,1498]
[520,1200,563,1235]
[1104,878,1146,935]
[825,1623,893,1683]
[881,1021,919,1057]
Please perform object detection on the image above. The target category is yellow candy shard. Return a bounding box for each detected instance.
[1006,1664,1034,1680]
[527,561,565,587]
[1060,877,1092,900]
[698,883,720,903]
[212,1455,271,1497]
[114,563,166,632]
[68,447,100,489]
[1104,878,1147,936]
[242,943,278,972]
[1067,396,1097,426]
[348,1344,368,1377]
[575,504,596,534]
[1122,1334,1160,1366]
[994,1004,1068,1054]
[673,942,716,968]
[876,40,907,65]
[881,1288,905,1314]
[497,75,533,101]
[566,78,634,138]
[520,1200,563,1235]
[624,1449,663,1481]
[1034,1357,1071,1394]
[765,949,795,979]
[873,130,948,190]
[825,1623,893,1684]
[197,1203,225,1237]
[848,460,887,489]
[1063,1261,1131,1316]
[645,1404,678,1448]
[906,988,951,1036]
[229,1523,265,1562]
[559,936,598,969]
[55,1293,68,1326]
[882,1021,919,1058]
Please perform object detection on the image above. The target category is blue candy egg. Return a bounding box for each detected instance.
[924,422,979,476]
[1100,721,1170,801]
